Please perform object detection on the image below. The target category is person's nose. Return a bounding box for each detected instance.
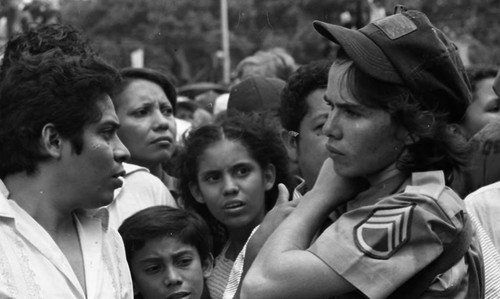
[222,173,238,196]
[152,108,171,131]
[114,136,130,163]
[163,267,182,288]
[322,110,342,140]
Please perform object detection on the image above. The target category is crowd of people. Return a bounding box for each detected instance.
[1,5,500,299]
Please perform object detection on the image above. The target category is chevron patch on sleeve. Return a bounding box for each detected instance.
[354,205,415,259]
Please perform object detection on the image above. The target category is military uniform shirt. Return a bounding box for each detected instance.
[308,171,483,299]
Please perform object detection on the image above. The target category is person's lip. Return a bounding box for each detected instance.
[151,136,173,145]
[325,143,343,156]
[223,199,245,210]
[166,291,191,299]
[112,169,126,178]
[111,169,125,188]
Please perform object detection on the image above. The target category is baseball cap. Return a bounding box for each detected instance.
[313,7,472,122]
[227,76,286,114]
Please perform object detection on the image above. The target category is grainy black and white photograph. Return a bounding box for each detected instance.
[0,1,499,298]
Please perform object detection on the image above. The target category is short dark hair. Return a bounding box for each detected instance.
[334,55,469,183]
[0,49,121,178]
[119,206,212,265]
[176,112,292,254]
[0,23,95,82]
[280,60,332,132]
[114,67,177,113]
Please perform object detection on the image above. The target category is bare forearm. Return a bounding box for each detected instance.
[240,190,356,299]
[241,159,361,298]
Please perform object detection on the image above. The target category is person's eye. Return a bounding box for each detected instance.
[487,100,500,113]
[161,105,173,116]
[176,257,193,268]
[315,122,325,131]
[203,173,220,183]
[144,264,162,275]
[235,165,251,177]
[344,109,361,118]
[101,127,117,140]
[133,108,149,117]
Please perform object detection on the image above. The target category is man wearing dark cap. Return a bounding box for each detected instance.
[241,7,484,299]
[226,76,286,117]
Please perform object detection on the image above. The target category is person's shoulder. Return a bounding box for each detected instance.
[386,171,465,223]
[123,163,163,187]
[464,181,500,216]
[120,163,177,206]
[466,181,500,200]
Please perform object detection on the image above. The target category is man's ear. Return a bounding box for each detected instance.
[40,123,63,158]
[281,130,298,162]
[202,253,214,278]
[394,126,418,146]
[448,123,468,141]
[263,164,276,191]
[189,182,205,204]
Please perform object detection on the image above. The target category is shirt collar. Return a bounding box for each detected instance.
[293,176,308,198]
[347,170,409,210]
[0,179,9,198]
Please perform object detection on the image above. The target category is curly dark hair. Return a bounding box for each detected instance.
[0,23,95,82]
[175,112,292,255]
[280,60,332,132]
[334,56,469,184]
[0,49,121,178]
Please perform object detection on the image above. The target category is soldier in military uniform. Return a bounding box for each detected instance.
[240,7,484,299]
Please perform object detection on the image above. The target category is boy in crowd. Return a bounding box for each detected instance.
[119,206,213,299]
[280,60,333,193]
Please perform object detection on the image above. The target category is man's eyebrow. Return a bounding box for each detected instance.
[138,257,161,264]
[323,94,361,109]
[172,249,196,257]
[100,119,120,129]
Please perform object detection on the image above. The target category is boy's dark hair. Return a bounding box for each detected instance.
[176,112,292,254]
[118,206,213,265]
[0,23,96,82]
[335,55,469,183]
[113,67,177,114]
[280,60,333,133]
[0,49,121,178]
[465,64,499,94]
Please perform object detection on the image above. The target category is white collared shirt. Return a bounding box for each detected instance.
[105,162,178,228]
[0,180,133,299]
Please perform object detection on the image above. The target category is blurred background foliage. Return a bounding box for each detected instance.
[57,0,500,86]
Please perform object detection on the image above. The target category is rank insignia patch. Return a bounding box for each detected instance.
[373,14,417,40]
[354,205,415,259]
